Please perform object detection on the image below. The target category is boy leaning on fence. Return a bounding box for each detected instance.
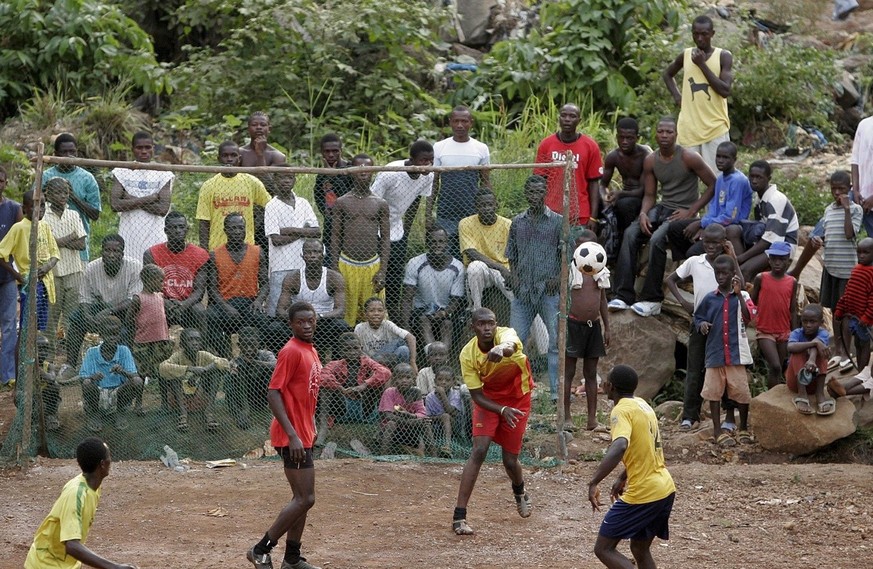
[0,189,59,338]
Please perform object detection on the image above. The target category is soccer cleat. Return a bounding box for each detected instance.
[247,546,274,569]
[280,558,322,569]
[607,298,629,311]
[515,492,532,518]
[630,301,661,317]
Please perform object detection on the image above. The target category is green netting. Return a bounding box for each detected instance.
[1,156,576,469]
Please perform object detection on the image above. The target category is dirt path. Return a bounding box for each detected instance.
[2,457,870,569]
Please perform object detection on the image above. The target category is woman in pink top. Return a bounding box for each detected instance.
[127,264,172,412]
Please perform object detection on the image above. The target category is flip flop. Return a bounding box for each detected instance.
[840,358,855,373]
[817,399,837,416]
[736,430,755,445]
[794,397,814,415]
[678,419,698,432]
[827,356,842,371]
[587,424,609,433]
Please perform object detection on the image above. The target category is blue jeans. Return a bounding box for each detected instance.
[375,339,410,364]
[0,280,17,383]
[510,294,559,399]
[613,205,674,304]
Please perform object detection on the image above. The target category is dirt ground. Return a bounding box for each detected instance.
[2,378,872,569]
[0,455,871,569]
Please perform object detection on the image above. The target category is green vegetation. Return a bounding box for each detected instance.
[0,0,168,118]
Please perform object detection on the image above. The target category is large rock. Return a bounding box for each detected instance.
[751,385,856,455]
[598,311,676,400]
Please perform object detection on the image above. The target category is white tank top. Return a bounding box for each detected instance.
[296,267,334,314]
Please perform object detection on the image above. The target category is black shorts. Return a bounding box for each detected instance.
[566,318,606,359]
[600,492,674,541]
[276,446,314,470]
[819,267,847,311]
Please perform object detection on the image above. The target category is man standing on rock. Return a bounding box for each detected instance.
[851,115,873,238]
[663,14,733,173]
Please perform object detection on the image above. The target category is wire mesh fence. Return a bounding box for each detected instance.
[1,151,584,466]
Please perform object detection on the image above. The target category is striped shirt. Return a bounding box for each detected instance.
[756,184,799,245]
[694,289,753,368]
[821,201,863,278]
[834,264,873,325]
[43,206,86,277]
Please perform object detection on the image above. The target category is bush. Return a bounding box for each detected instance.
[771,168,831,226]
[0,0,169,119]
[170,0,450,161]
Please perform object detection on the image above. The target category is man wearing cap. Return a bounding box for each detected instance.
[729,160,799,282]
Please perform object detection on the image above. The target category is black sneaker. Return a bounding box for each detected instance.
[247,546,273,569]
[280,557,321,569]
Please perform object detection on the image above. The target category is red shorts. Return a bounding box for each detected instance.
[471,394,531,455]
[785,352,828,395]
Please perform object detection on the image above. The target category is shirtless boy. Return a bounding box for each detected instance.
[600,118,652,245]
[564,229,610,432]
[239,111,287,168]
[330,154,391,325]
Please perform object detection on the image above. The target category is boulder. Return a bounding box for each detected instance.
[851,396,873,428]
[598,311,677,400]
[654,400,684,421]
[750,384,856,455]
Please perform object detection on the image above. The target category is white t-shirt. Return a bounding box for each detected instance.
[111,168,175,262]
[674,254,717,310]
[852,116,873,201]
[263,195,319,274]
[432,137,490,221]
[354,320,410,357]
[403,253,465,310]
[371,160,433,241]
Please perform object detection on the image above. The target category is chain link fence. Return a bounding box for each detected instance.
[2,151,581,465]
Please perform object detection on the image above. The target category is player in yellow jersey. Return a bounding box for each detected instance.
[452,308,535,535]
[25,437,138,569]
[588,365,676,569]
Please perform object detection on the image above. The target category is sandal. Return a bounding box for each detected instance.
[716,432,736,447]
[817,398,836,416]
[678,419,698,432]
[793,397,814,415]
[452,519,474,535]
[827,356,842,371]
[736,430,755,445]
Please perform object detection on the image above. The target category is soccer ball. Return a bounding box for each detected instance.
[573,242,607,276]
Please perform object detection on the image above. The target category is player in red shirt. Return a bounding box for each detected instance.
[534,103,604,227]
[247,301,323,569]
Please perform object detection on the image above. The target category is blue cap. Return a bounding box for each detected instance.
[764,241,792,257]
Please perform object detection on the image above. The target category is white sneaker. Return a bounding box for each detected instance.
[607,299,629,311]
[631,301,662,317]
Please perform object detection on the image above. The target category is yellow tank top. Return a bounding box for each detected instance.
[677,47,730,146]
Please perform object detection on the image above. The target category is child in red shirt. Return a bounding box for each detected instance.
[750,242,798,388]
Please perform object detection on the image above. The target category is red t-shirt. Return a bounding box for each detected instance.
[755,272,796,335]
[534,133,603,225]
[269,337,322,448]
[148,243,209,301]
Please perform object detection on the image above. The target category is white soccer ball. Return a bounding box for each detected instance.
[573,241,607,276]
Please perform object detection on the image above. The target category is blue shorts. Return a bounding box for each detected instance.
[849,317,873,343]
[599,493,675,541]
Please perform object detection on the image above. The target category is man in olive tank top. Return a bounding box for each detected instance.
[663,14,733,174]
[608,118,715,317]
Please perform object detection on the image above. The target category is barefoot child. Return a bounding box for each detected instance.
[786,304,834,415]
[564,229,610,432]
[330,153,391,325]
[25,438,139,569]
[354,297,417,370]
[834,237,873,377]
[425,366,465,457]
[126,264,172,414]
[694,255,754,446]
[378,362,435,456]
[750,241,798,388]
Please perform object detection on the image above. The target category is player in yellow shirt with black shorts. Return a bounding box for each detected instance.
[588,364,676,569]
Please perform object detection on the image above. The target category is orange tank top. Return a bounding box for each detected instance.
[215,244,260,299]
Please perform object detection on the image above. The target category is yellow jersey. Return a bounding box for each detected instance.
[25,474,101,569]
[610,397,675,504]
[460,327,534,402]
